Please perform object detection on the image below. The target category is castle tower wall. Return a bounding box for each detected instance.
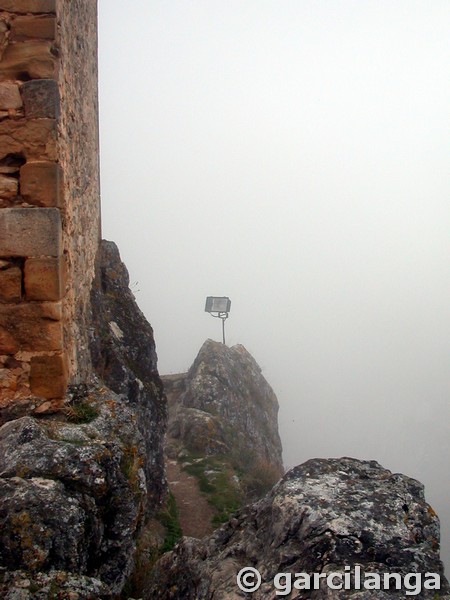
[0,0,100,416]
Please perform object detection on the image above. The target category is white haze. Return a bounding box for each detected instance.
[98,0,450,571]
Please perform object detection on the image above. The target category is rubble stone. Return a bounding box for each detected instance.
[0,173,17,199]
[0,266,21,302]
[10,15,56,41]
[0,40,55,80]
[0,82,22,110]
[0,1,56,15]
[0,118,57,160]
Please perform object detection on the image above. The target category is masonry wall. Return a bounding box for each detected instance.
[0,0,100,417]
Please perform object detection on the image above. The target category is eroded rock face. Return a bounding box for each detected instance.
[89,239,167,510]
[164,339,283,476]
[0,389,147,595]
[147,457,450,599]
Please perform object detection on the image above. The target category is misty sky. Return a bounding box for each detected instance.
[98,1,450,571]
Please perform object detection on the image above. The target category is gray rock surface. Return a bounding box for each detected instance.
[147,457,449,599]
[0,390,147,595]
[89,240,167,509]
[164,339,283,479]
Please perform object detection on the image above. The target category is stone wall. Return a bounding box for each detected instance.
[0,0,100,418]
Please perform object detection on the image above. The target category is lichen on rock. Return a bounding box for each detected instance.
[147,457,450,599]
[0,388,149,595]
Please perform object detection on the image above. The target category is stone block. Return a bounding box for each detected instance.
[30,352,68,399]
[0,174,18,199]
[0,40,55,80]
[0,155,25,175]
[0,83,23,110]
[10,15,56,41]
[24,256,63,300]
[20,79,59,119]
[0,118,57,161]
[20,160,62,207]
[0,301,62,353]
[0,1,56,14]
[0,266,22,302]
[0,207,62,257]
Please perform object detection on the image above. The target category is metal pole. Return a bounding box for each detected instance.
[222,316,226,345]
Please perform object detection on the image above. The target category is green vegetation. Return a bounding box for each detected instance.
[181,453,242,526]
[65,400,99,423]
[158,492,183,553]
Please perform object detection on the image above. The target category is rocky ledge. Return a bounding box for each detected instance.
[147,457,449,599]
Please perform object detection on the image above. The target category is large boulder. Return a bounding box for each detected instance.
[147,457,449,599]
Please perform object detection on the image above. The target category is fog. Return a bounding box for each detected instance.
[98,1,450,571]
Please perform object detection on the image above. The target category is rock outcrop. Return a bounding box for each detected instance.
[0,241,167,598]
[89,239,166,508]
[164,339,283,481]
[163,340,284,535]
[0,391,146,597]
[147,457,450,599]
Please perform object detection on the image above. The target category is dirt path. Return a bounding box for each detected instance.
[166,458,216,538]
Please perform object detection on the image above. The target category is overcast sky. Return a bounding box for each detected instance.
[98,0,450,571]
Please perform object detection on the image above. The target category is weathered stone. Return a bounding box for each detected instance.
[90,240,167,508]
[0,165,19,174]
[0,327,16,354]
[0,40,55,80]
[20,160,61,207]
[0,173,17,199]
[0,301,62,352]
[0,1,56,15]
[30,352,68,398]
[0,476,87,573]
[0,118,57,160]
[0,207,62,257]
[10,15,56,41]
[56,0,101,385]
[1,570,108,600]
[0,367,17,392]
[20,78,59,118]
[147,458,450,599]
[24,256,63,300]
[0,390,150,594]
[0,82,22,110]
[0,266,21,302]
[0,154,25,174]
